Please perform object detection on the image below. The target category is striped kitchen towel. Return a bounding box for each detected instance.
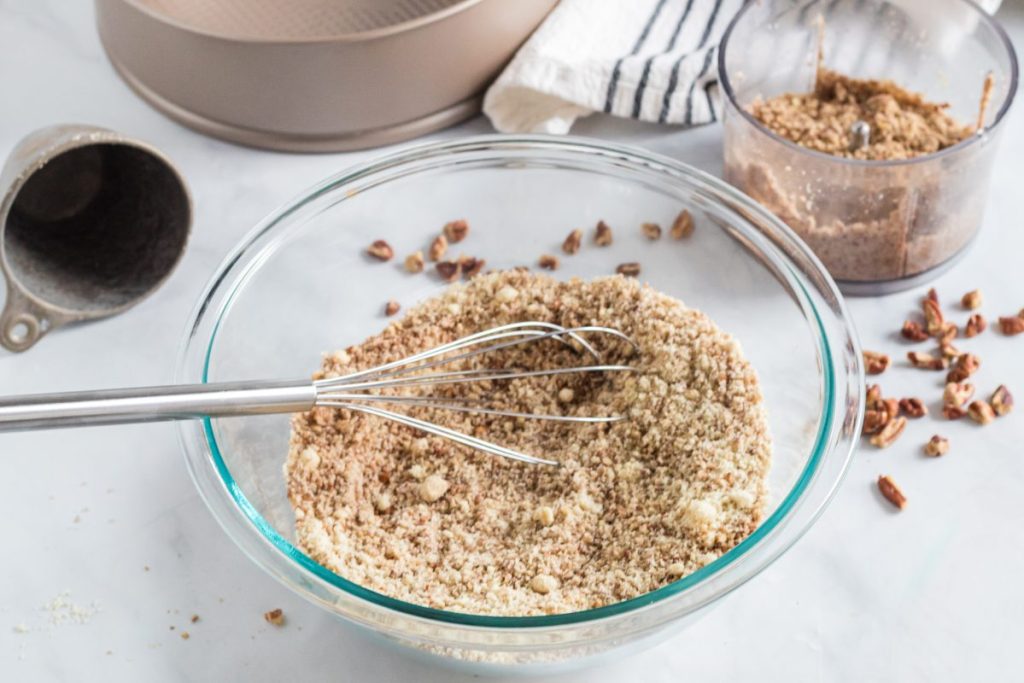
[483,0,743,134]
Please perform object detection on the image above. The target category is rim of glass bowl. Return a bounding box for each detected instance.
[175,135,862,629]
[718,0,1019,169]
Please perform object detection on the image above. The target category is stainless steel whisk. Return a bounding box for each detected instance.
[0,322,636,466]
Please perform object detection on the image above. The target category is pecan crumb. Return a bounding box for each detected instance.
[404,251,425,273]
[990,385,1014,416]
[562,229,583,255]
[907,351,948,370]
[924,435,950,457]
[870,416,906,448]
[429,235,448,262]
[190,614,199,624]
[641,222,662,240]
[899,397,927,418]
[538,254,560,270]
[877,475,907,510]
[435,261,461,282]
[180,631,190,640]
[863,350,890,375]
[384,300,400,316]
[367,240,393,261]
[967,400,995,425]
[443,219,469,243]
[998,315,1024,335]
[263,608,285,626]
[961,289,982,310]
[901,320,929,342]
[594,220,613,246]
[616,262,640,277]
[670,210,695,239]
[964,313,987,337]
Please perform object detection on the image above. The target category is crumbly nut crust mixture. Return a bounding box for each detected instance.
[286,271,771,616]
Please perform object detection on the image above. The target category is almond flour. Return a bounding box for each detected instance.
[285,271,771,616]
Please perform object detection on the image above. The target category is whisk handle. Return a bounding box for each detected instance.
[0,380,316,432]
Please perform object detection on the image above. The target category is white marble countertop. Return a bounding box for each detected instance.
[2,1,1023,680]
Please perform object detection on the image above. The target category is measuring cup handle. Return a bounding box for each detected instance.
[0,284,54,353]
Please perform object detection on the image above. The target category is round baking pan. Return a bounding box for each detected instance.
[95,0,556,152]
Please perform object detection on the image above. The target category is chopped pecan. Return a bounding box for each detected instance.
[866,383,883,406]
[863,350,890,375]
[961,289,983,310]
[457,255,485,278]
[990,385,1014,416]
[384,300,400,316]
[923,298,945,337]
[616,262,640,277]
[429,234,448,262]
[939,323,958,344]
[901,320,929,342]
[862,409,889,435]
[882,398,900,422]
[670,209,695,239]
[367,239,394,261]
[942,404,967,420]
[899,397,927,418]
[641,222,662,240]
[967,400,995,425]
[943,382,975,408]
[907,351,948,370]
[435,260,460,282]
[946,353,980,383]
[870,416,906,448]
[925,288,939,304]
[964,313,987,337]
[940,341,961,359]
[924,435,949,457]
[538,254,560,270]
[404,250,425,273]
[594,220,613,246]
[442,219,469,243]
[264,608,285,626]
[877,475,907,510]
[998,315,1024,335]
[562,229,583,255]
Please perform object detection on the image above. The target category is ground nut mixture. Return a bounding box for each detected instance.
[285,271,771,616]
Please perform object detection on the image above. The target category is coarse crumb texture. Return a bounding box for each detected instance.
[750,68,972,161]
[285,271,771,616]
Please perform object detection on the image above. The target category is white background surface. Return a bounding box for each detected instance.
[2,1,1023,680]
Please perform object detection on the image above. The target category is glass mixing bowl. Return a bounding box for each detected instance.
[175,136,863,674]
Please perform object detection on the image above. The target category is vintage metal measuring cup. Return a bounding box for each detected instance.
[0,125,191,352]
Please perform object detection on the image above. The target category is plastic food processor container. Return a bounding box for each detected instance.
[176,136,862,674]
[720,0,1018,295]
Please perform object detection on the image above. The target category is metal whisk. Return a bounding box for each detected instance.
[0,323,636,466]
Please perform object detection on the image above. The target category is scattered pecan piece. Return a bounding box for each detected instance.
[562,229,583,255]
[924,435,950,457]
[877,475,907,510]
[899,398,927,418]
[866,383,883,407]
[882,398,900,422]
[942,404,967,420]
[862,409,889,435]
[670,209,695,239]
[538,254,560,270]
[384,300,400,316]
[457,255,485,278]
[594,220,613,246]
[870,416,906,448]
[990,385,1014,416]
[967,400,995,425]
[998,315,1024,335]
[429,234,448,262]
[616,262,640,277]
[964,313,987,337]
[901,320,929,342]
[939,323,958,344]
[943,382,975,408]
[863,350,890,375]
[907,351,948,370]
[946,353,980,382]
[922,298,945,337]
[367,240,393,261]
[641,222,662,240]
[925,288,939,304]
[961,289,982,310]
[404,250,425,273]
[435,260,460,282]
[442,219,469,243]
[940,341,961,359]
[263,608,285,626]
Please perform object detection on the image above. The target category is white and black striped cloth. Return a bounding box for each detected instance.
[483,0,743,134]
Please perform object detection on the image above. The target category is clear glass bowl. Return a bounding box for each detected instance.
[720,0,1018,295]
[175,136,863,674]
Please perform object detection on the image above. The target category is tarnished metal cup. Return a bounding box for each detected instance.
[0,125,191,352]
